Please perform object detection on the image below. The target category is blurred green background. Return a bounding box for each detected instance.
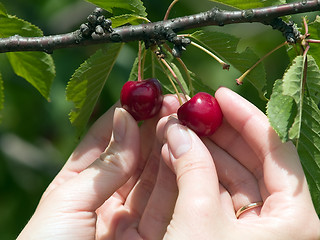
[0,0,293,238]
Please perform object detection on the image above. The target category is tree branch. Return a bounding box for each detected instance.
[0,0,319,53]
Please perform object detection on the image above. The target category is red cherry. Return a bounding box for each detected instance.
[177,92,223,136]
[120,78,163,121]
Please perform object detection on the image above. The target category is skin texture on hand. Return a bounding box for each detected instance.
[17,88,320,240]
[17,94,181,240]
[157,87,320,240]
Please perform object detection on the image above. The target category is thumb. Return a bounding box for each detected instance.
[52,108,140,212]
[161,117,221,222]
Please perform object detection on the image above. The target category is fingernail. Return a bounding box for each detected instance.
[166,124,192,159]
[113,108,127,142]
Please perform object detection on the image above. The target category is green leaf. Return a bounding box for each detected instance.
[267,55,320,215]
[85,0,147,17]
[267,79,297,142]
[0,14,55,100]
[189,71,215,95]
[191,30,266,97]
[128,46,198,96]
[281,56,305,139]
[303,169,320,218]
[297,95,320,215]
[6,52,55,100]
[0,2,7,17]
[308,15,320,69]
[66,43,123,133]
[111,14,148,28]
[0,72,4,116]
[0,15,42,38]
[281,55,320,139]
[209,0,285,9]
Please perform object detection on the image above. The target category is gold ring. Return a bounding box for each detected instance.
[236,201,263,218]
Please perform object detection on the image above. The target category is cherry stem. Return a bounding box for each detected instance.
[177,57,194,97]
[158,59,183,105]
[141,48,147,80]
[163,43,194,96]
[303,17,309,36]
[137,41,142,82]
[236,41,287,85]
[164,0,179,21]
[188,40,230,70]
[303,44,310,58]
[161,58,188,102]
[307,39,320,43]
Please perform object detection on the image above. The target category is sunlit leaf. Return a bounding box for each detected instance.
[66,43,123,133]
[297,95,320,215]
[0,15,42,37]
[0,2,7,17]
[85,0,147,17]
[267,79,297,142]
[111,14,149,28]
[308,15,320,69]
[191,30,266,97]
[210,0,285,9]
[281,55,320,139]
[267,55,320,215]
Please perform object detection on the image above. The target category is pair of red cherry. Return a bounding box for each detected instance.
[120,78,223,136]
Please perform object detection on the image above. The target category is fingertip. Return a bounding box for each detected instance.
[160,120,222,217]
[215,87,239,105]
[160,143,174,172]
[159,94,181,116]
[156,114,179,145]
[215,86,229,95]
[115,107,139,138]
[162,117,215,177]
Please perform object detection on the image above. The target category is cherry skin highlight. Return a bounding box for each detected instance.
[120,78,163,121]
[177,92,223,136]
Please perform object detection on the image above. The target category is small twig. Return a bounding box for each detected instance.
[160,58,188,100]
[303,17,310,37]
[138,41,142,81]
[236,41,287,85]
[141,48,147,80]
[164,0,180,21]
[163,43,194,96]
[307,39,320,43]
[177,58,194,97]
[303,44,310,58]
[157,58,183,105]
[189,41,230,70]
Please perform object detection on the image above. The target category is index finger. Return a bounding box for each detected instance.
[214,87,307,196]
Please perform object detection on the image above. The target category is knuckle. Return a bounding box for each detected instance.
[99,145,131,178]
[176,159,212,182]
[187,195,215,217]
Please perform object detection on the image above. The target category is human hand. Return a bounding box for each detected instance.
[157,87,320,240]
[17,94,181,240]
[17,87,320,240]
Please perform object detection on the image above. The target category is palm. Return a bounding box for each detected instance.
[40,95,180,240]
